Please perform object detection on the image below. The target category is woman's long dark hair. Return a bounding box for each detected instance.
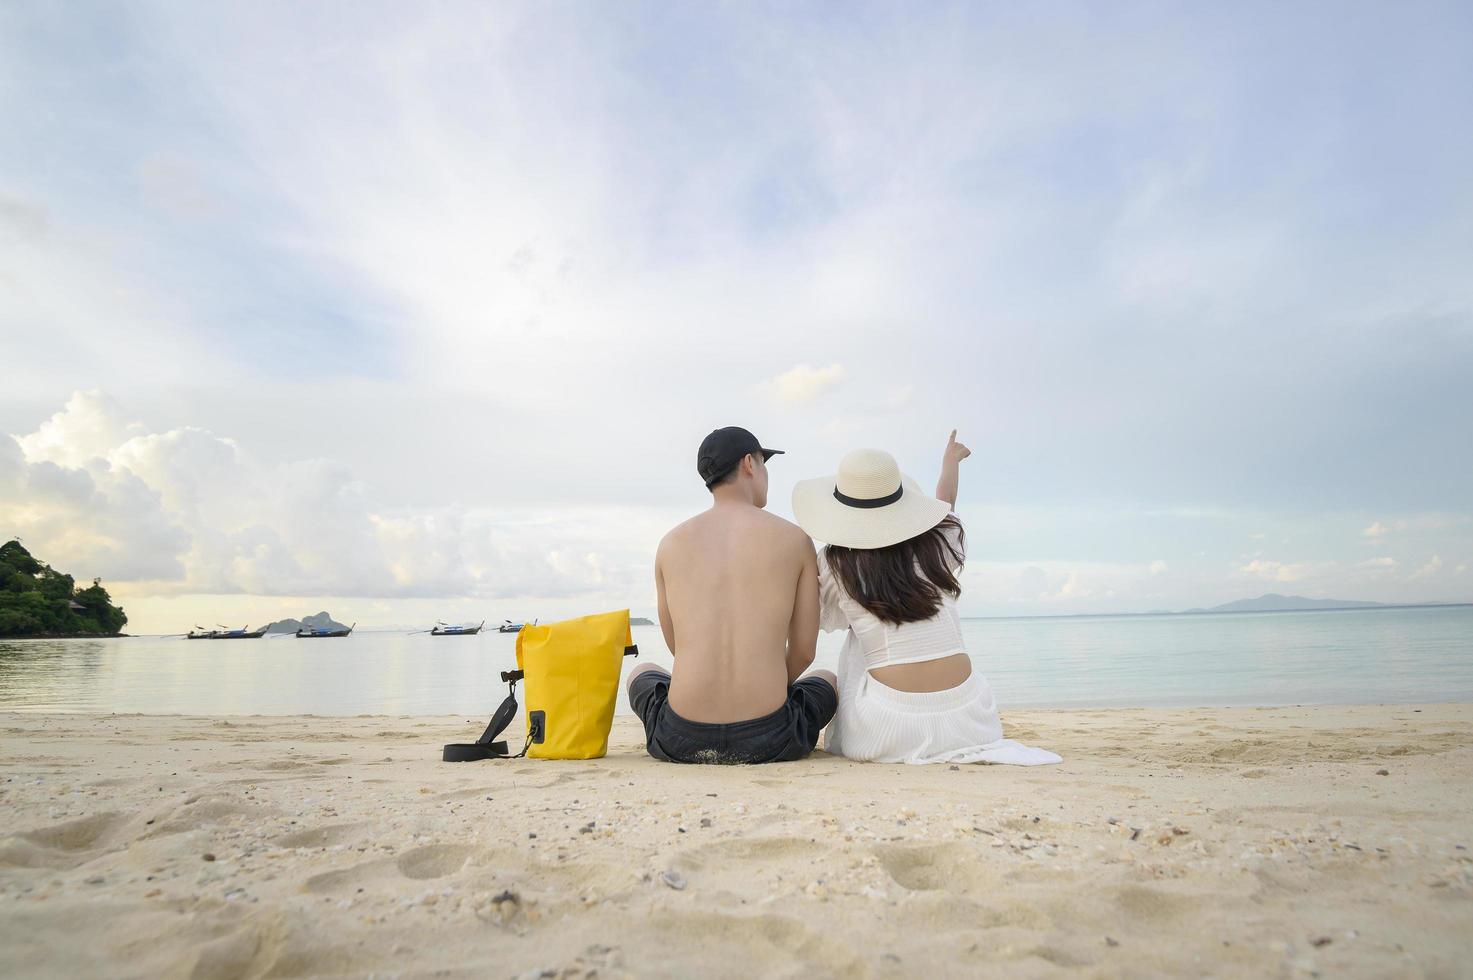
[824,516,965,625]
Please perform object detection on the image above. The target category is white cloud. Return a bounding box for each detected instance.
[1,392,672,628]
[1410,554,1443,581]
[0,435,24,496]
[17,390,145,469]
[963,559,1180,610]
[765,363,847,406]
[1356,556,1399,572]
[1149,559,1168,576]
[1054,570,1088,599]
[3,458,189,582]
[1362,521,1390,538]
[1237,558,1335,584]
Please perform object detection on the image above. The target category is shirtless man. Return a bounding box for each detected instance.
[627,426,838,763]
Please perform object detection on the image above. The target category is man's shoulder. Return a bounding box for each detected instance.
[751,510,815,550]
[661,508,811,548]
[657,515,702,553]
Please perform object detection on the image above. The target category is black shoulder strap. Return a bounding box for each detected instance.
[442,646,640,762]
[443,670,531,762]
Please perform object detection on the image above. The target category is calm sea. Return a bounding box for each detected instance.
[1,606,1470,716]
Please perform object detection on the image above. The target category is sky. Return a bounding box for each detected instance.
[2,2,1471,634]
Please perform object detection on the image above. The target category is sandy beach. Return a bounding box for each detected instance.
[2,705,1470,979]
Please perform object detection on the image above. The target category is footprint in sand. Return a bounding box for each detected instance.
[272,822,367,849]
[874,841,991,892]
[167,911,290,980]
[645,909,865,976]
[674,835,819,873]
[189,918,373,979]
[529,773,578,789]
[431,784,502,802]
[303,843,477,893]
[143,795,277,838]
[396,843,478,880]
[1111,883,1194,922]
[0,811,134,869]
[261,759,323,772]
[202,758,322,775]
[20,812,130,851]
[303,861,387,894]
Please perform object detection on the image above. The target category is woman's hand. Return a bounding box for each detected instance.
[944,429,971,465]
[936,429,968,507]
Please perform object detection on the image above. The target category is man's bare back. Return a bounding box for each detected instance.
[628,428,836,764]
[656,502,819,722]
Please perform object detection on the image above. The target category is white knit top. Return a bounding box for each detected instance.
[817,516,967,670]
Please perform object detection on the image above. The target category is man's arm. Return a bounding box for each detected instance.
[655,544,676,657]
[784,536,820,684]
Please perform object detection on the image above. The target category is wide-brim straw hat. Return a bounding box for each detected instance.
[792,448,952,549]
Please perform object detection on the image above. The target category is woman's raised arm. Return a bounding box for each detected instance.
[935,429,970,508]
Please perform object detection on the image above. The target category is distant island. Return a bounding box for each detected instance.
[1185,593,1387,614]
[965,592,1468,623]
[630,617,655,626]
[0,540,128,638]
[263,611,349,634]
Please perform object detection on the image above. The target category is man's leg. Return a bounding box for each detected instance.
[626,663,674,759]
[787,669,839,757]
[803,669,837,693]
[626,661,666,698]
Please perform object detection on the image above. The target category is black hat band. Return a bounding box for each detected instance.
[833,484,904,509]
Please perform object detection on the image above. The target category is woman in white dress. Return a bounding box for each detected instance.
[791,431,1060,766]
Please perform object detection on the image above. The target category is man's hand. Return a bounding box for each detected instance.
[944,429,971,466]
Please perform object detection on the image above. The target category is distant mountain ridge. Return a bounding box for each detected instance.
[1187,593,1385,614]
[264,611,348,634]
[962,594,1467,622]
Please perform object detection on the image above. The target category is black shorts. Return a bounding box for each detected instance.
[629,668,837,765]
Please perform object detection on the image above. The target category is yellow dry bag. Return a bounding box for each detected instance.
[442,609,637,762]
[517,609,636,759]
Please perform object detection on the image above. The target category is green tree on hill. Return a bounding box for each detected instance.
[0,540,128,637]
[74,578,128,634]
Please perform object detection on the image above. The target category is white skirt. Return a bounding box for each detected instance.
[824,648,1062,766]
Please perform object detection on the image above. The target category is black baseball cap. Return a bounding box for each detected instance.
[697,427,783,487]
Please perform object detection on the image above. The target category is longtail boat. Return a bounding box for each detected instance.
[296,622,355,638]
[210,624,267,640]
[186,626,217,640]
[497,619,536,633]
[430,620,484,636]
